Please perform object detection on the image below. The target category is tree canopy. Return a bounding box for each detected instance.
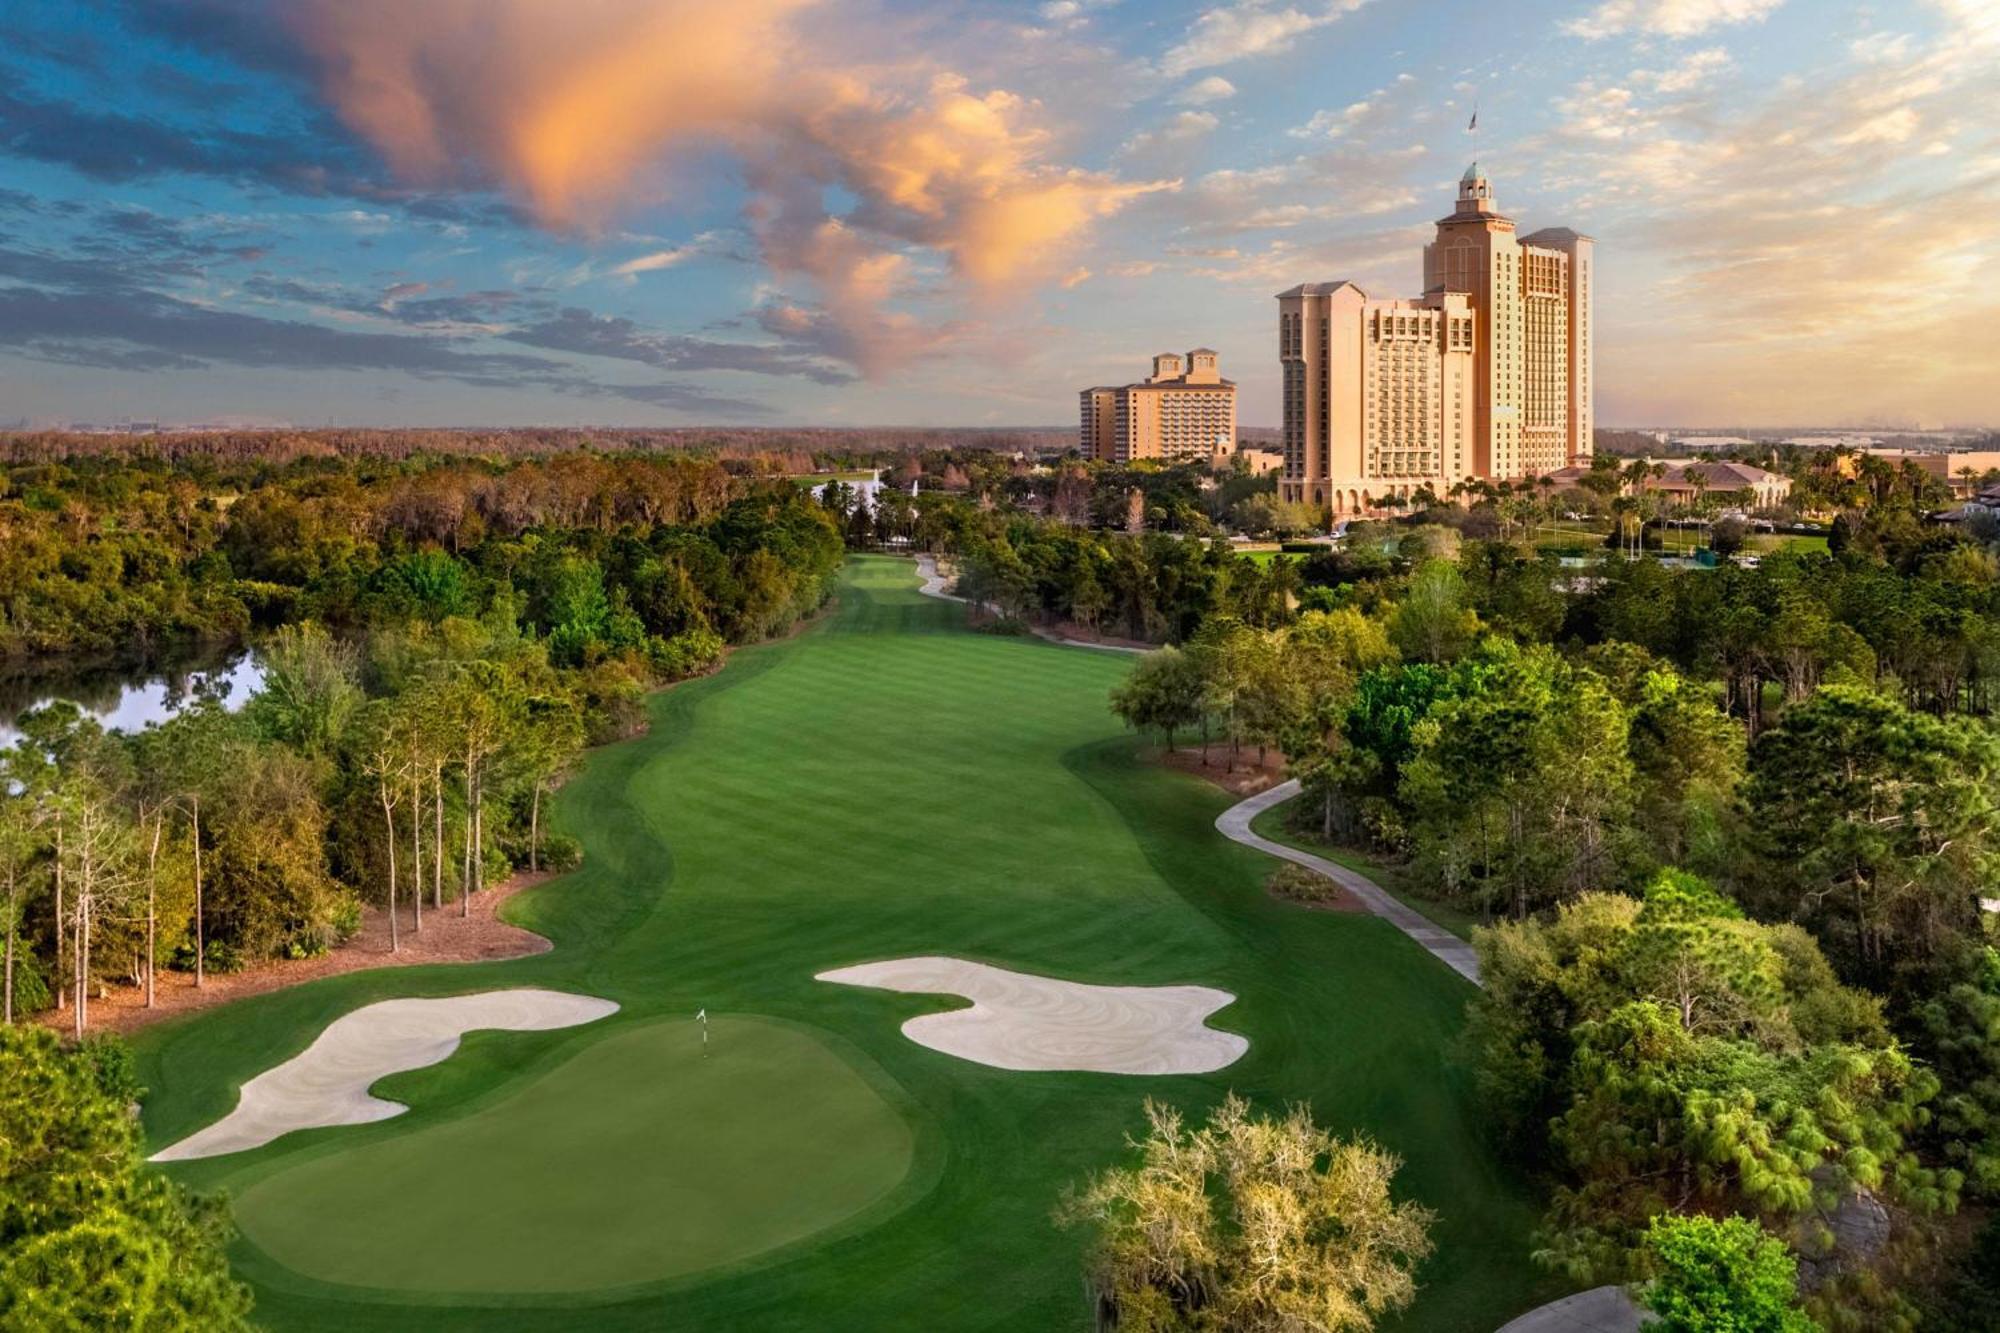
[1058,1095,1435,1333]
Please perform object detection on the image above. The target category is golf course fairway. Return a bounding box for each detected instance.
[135,554,1553,1330]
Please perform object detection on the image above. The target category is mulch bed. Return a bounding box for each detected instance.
[51,871,557,1037]
[1156,745,1291,797]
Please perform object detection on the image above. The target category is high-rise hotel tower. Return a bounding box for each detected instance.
[1080,350,1239,465]
[1277,165,1593,512]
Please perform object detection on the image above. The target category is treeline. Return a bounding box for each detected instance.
[1100,522,2000,1323]
[0,454,844,1033]
[0,425,1075,466]
[0,451,796,663]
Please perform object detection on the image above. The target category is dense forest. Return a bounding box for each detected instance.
[1032,476,2000,1325]
[0,450,845,1036]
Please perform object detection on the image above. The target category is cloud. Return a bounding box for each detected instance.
[1037,0,1117,22]
[1160,0,1371,78]
[1119,110,1221,166]
[1836,105,1920,145]
[0,245,768,415]
[1564,0,1783,40]
[0,78,516,234]
[1630,46,1731,93]
[386,292,527,326]
[609,246,701,278]
[0,277,555,383]
[224,0,1167,375]
[1174,76,1238,105]
[1288,78,1412,140]
[0,83,317,186]
[503,307,854,384]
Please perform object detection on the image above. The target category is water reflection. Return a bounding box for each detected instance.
[0,650,265,746]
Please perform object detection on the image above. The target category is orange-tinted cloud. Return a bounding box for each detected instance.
[275,0,1163,374]
[283,0,804,227]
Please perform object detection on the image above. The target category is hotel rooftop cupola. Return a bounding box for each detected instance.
[1456,161,1496,214]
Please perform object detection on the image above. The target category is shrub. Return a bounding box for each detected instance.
[1059,1094,1434,1332]
[539,832,583,872]
[649,627,726,680]
[1641,1214,1816,1333]
[6,947,51,1017]
[327,894,364,944]
[1267,863,1345,906]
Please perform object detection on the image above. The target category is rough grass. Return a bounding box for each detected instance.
[134,554,1553,1331]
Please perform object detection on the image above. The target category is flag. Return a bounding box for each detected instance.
[695,1008,706,1022]
[1468,110,1478,132]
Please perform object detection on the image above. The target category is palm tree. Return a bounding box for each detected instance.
[1610,496,1638,557]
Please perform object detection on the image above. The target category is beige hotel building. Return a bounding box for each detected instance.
[1080,350,1239,465]
[1278,164,1594,513]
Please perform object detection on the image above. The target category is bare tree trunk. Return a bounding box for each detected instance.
[74,896,85,1039]
[53,819,64,1012]
[461,764,475,917]
[191,796,204,989]
[381,784,400,955]
[146,812,162,1009]
[3,870,16,1025]
[468,768,481,917]
[432,761,444,911]
[409,771,423,935]
[74,872,90,1040]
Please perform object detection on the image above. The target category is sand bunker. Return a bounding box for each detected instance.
[817,957,1246,1074]
[150,988,619,1162]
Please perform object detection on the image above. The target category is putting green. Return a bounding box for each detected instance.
[231,1016,916,1294]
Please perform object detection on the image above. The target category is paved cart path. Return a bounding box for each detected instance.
[1216,785,1483,985]
[912,554,1145,654]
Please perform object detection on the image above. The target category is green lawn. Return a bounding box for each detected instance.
[790,470,877,486]
[135,554,1551,1330]
[1752,533,1829,556]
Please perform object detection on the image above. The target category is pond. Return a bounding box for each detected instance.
[812,470,918,515]
[0,647,265,747]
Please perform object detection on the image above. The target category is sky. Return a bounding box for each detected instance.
[0,0,1994,431]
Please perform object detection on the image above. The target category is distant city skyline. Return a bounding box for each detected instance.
[1,1,1995,430]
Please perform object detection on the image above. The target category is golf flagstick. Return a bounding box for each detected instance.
[696,1007,708,1056]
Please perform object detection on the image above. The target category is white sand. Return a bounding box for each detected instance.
[817,956,1246,1075]
[149,988,619,1162]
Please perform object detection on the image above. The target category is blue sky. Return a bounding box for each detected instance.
[1,0,1993,429]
